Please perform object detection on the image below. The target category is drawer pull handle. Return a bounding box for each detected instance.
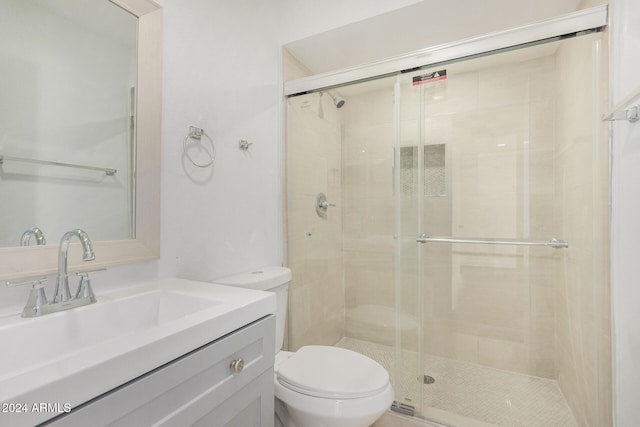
[230,358,245,374]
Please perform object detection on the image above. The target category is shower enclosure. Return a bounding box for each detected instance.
[285,10,610,427]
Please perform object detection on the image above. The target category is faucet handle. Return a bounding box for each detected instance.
[74,272,96,303]
[21,277,49,318]
[6,276,48,288]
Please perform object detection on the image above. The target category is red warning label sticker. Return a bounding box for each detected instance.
[412,69,447,86]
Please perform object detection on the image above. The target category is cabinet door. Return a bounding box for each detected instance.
[44,315,275,427]
[192,369,273,427]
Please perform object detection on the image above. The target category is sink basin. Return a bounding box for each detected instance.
[0,278,275,427]
[0,290,219,381]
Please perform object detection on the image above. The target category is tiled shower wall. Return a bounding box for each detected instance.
[418,53,560,378]
[553,33,611,427]
[339,37,610,419]
[342,86,398,346]
[341,52,561,378]
[284,51,345,350]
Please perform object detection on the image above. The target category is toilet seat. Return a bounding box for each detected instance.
[276,346,389,399]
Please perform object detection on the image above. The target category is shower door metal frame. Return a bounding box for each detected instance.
[284,5,607,96]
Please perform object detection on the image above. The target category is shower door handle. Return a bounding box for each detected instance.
[416,234,568,248]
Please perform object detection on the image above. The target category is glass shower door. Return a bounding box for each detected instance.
[392,77,424,415]
[394,34,605,426]
[336,74,424,415]
[393,68,455,418]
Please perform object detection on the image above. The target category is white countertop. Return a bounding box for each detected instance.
[0,278,275,427]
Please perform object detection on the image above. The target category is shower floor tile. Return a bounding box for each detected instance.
[336,337,577,427]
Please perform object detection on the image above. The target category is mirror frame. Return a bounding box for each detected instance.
[0,0,162,281]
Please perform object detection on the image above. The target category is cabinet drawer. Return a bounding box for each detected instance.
[45,315,275,426]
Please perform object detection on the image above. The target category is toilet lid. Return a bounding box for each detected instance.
[276,346,389,399]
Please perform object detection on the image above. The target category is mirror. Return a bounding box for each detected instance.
[0,0,137,247]
[0,0,161,280]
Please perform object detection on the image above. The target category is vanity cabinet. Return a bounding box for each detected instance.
[44,315,275,427]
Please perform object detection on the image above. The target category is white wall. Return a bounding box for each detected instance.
[16,0,288,301]
[154,0,286,282]
[610,0,640,424]
[0,0,430,311]
[99,1,434,289]
[277,0,422,45]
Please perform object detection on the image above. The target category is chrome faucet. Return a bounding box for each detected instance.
[53,229,95,303]
[19,229,97,317]
[20,227,47,246]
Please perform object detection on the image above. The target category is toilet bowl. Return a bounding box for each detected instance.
[212,267,394,427]
[274,348,394,427]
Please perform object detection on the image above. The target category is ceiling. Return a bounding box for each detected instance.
[285,0,585,75]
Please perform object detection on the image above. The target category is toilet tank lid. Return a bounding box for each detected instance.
[211,266,291,291]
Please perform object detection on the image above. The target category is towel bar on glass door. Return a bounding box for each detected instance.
[416,234,569,249]
[0,154,117,176]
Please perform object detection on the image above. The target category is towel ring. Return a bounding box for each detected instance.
[183,126,215,168]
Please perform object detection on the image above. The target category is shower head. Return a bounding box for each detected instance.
[328,92,345,108]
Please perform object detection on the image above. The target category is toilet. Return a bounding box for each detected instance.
[212,266,394,427]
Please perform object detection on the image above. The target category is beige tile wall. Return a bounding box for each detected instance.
[553,33,612,427]
[339,53,562,378]
[341,79,399,346]
[426,55,559,377]
[284,50,345,350]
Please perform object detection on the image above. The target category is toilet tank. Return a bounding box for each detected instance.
[211,266,291,352]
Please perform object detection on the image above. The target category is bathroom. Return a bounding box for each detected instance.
[0,0,638,426]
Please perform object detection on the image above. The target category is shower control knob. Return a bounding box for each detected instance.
[319,200,335,209]
[315,193,336,218]
[230,358,245,374]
